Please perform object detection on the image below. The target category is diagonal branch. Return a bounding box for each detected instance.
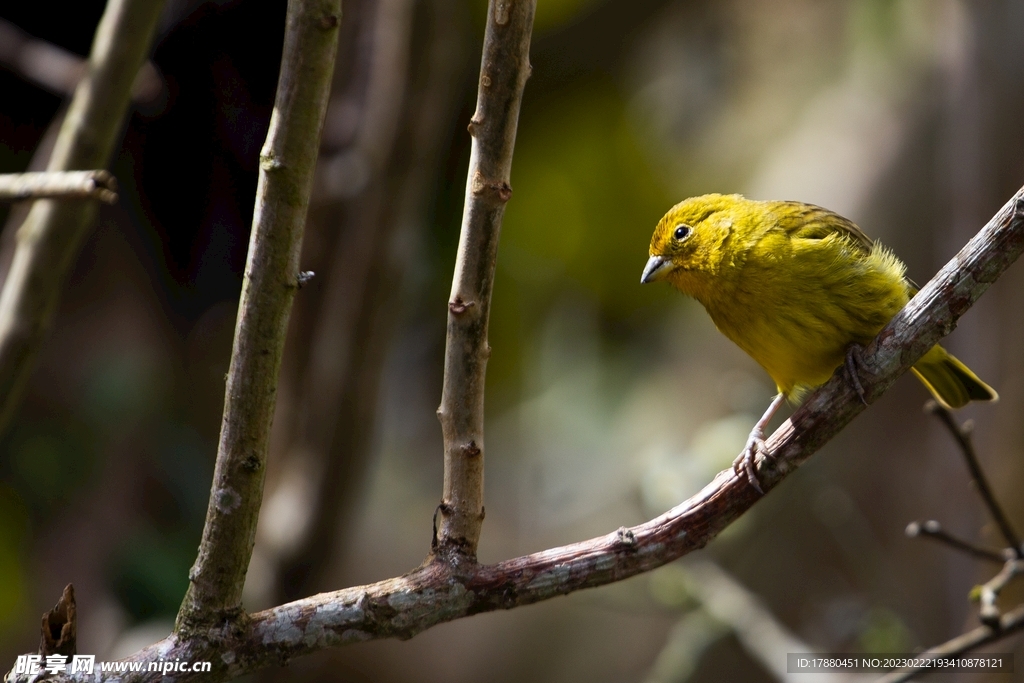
[174,0,342,629]
[39,185,1024,683]
[0,0,165,439]
[905,520,1008,564]
[434,0,536,559]
[875,603,1024,683]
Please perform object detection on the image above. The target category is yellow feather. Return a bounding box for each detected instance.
[643,194,996,408]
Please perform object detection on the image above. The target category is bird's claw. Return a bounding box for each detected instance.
[845,344,868,405]
[734,431,771,494]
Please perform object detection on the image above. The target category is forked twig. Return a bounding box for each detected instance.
[893,405,1024,681]
[23,185,1023,683]
[926,401,1022,556]
[978,559,1024,626]
[6,10,1024,683]
[0,0,165,438]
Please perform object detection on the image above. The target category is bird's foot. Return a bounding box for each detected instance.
[845,344,868,405]
[733,429,772,494]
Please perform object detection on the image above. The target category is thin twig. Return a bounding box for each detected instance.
[926,402,1022,556]
[0,0,166,438]
[435,0,536,559]
[905,520,1008,564]
[174,0,342,630]
[13,178,1024,683]
[263,0,467,603]
[0,171,118,204]
[875,603,1024,683]
[978,558,1024,626]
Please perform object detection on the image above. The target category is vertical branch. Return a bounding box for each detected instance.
[0,0,165,436]
[435,0,536,559]
[262,0,469,604]
[175,0,342,628]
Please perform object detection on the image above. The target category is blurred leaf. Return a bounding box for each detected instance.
[4,418,96,516]
[0,484,29,632]
[153,423,215,521]
[857,606,912,653]
[110,525,193,623]
[488,76,673,403]
[467,0,605,34]
[82,352,163,433]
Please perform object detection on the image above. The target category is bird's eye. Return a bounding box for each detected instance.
[673,225,691,241]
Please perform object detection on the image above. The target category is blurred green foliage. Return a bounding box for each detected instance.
[4,418,96,520]
[488,76,674,407]
[468,0,605,34]
[857,606,912,654]
[110,524,193,622]
[0,484,28,640]
[108,425,213,623]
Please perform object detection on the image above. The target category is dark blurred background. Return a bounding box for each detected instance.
[1,0,1024,681]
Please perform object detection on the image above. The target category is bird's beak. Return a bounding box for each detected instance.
[640,255,671,284]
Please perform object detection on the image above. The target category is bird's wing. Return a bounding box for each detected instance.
[774,200,922,289]
[773,201,874,253]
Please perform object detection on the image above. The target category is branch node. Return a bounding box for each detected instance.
[297,270,316,288]
[449,297,475,315]
[469,171,512,201]
[481,74,492,88]
[319,14,339,30]
[462,441,481,458]
[260,152,285,171]
[494,0,510,25]
[615,526,637,548]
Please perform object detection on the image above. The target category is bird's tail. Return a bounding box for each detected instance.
[910,345,998,409]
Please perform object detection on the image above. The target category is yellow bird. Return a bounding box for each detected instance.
[641,194,996,490]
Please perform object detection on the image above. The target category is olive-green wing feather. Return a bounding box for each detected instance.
[773,201,874,253]
[775,201,924,288]
[772,201,996,407]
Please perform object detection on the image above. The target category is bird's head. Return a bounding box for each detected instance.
[641,193,747,295]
